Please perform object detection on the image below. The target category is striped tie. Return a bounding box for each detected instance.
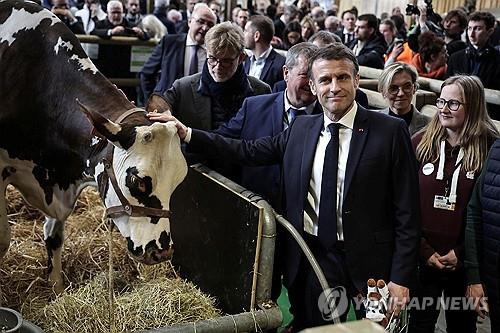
[284,108,304,127]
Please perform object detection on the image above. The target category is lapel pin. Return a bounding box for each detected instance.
[358,128,364,132]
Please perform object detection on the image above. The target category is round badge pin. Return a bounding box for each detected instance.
[422,163,434,176]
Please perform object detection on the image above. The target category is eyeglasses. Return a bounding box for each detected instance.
[192,17,215,29]
[436,98,466,111]
[387,82,414,95]
[207,55,239,67]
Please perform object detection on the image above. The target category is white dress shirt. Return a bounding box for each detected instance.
[303,103,357,240]
[248,46,273,80]
[184,34,206,76]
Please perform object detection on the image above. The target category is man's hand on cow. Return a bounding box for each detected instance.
[466,283,488,318]
[387,281,409,316]
[147,113,188,140]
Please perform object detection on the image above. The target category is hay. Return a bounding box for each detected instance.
[1,186,221,332]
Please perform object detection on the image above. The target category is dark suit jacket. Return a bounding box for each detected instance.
[140,34,187,99]
[188,106,420,291]
[243,49,285,89]
[272,80,370,109]
[214,91,322,207]
[347,33,387,69]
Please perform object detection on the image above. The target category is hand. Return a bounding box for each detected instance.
[438,249,458,270]
[417,3,428,25]
[147,112,188,140]
[387,281,409,316]
[132,27,144,38]
[389,43,404,60]
[466,284,488,318]
[111,26,125,35]
[426,252,446,270]
[90,3,99,17]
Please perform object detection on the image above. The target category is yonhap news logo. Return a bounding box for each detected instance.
[317,286,350,321]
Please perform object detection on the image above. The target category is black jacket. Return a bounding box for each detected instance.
[347,32,387,69]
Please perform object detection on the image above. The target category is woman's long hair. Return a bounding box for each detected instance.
[416,75,499,172]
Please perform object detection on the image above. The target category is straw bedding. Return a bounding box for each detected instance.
[0,186,220,332]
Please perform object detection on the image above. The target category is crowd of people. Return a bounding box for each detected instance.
[41,0,500,332]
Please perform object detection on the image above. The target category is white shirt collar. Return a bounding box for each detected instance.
[186,34,204,48]
[284,89,316,115]
[323,102,357,130]
[251,46,273,63]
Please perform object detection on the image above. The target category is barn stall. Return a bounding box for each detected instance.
[0,164,282,332]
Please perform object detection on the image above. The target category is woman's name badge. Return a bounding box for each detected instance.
[466,171,475,179]
[422,163,434,176]
[434,195,455,211]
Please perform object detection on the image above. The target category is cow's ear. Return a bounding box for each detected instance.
[145,93,172,114]
[76,99,123,143]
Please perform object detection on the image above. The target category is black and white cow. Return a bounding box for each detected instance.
[0,0,187,292]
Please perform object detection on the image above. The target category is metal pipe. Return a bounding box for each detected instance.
[138,305,283,333]
[274,214,341,324]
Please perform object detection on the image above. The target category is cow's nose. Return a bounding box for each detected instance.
[144,246,174,264]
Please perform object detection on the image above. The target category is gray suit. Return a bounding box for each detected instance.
[163,73,271,130]
[381,105,430,136]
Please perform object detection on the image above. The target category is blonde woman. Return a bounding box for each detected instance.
[409,75,499,333]
[300,15,316,41]
[139,14,167,40]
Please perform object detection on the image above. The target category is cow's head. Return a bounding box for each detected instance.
[78,96,187,264]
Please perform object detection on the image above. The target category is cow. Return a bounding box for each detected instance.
[0,0,187,293]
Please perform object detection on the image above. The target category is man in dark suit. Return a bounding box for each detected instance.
[217,42,320,207]
[139,3,216,99]
[335,9,356,45]
[149,43,420,331]
[243,15,286,89]
[347,13,387,69]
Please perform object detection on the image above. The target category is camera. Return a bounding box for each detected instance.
[406,0,433,16]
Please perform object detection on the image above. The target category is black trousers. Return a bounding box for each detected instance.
[409,265,477,333]
[286,234,363,332]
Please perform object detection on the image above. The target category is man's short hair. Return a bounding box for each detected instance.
[445,9,467,30]
[308,30,341,45]
[284,4,299,17]
[192,2,216,20]
[249,15,275,44]
[107,0,122,12]
[308,43,359,78]
[468,11,496,30]
[341,9,356,20]
[285,42,319,70]
[357,13,378,30]
[205,22,245,55]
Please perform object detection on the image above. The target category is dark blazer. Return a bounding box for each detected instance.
[347,33,387,69]
[140,34,187,99]
[163,72,271,130]
[188,106,420,291]
[380,105,430,136]
[272,80,370,109]
[214,91,322,206]
[243,49,285,89]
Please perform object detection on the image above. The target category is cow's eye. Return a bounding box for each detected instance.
[142,131,153,143]
[131,175,146,192]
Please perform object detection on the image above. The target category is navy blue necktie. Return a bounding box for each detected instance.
[318,123,340,249]
[188,44,199,75]
[285,108,304,126]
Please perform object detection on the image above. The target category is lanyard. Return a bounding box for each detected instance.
[436,140,463,204]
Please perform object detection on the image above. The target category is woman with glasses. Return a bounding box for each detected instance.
[409,75,499,333]
[378,62,430,136]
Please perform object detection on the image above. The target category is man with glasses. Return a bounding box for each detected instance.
[140,3,217,100]
[51,0,85,34]
[153,22,270,180]
[378,63,430,135]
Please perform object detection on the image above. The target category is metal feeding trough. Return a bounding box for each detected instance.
[0,307,43,333]
[139,164,283,332]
